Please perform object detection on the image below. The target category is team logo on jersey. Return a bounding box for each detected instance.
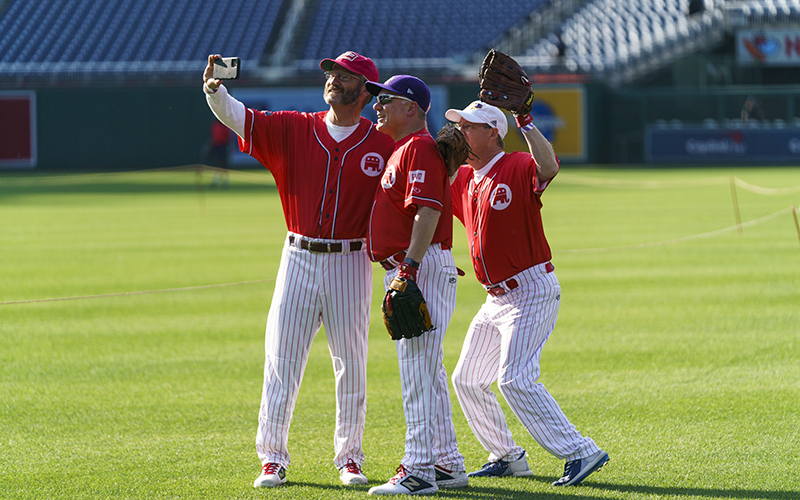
[381,164,396,189]
[409,170,426,183]
[490,183,512,210]
[361,152,385,177]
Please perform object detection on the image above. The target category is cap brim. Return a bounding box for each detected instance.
[320,58,377,81]
[446,109,481,123]
[320,59,337,72]
[446,108,508,138]
[365,81,395,96]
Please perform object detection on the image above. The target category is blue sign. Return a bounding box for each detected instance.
[647,127,800,163]
[529,101,563,143]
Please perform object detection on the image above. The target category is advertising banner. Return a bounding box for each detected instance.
[737,29,800,66]
[647,126,800,163]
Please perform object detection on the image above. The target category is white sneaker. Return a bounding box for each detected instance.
[434,465,468,488]
[340,459,368,485]
[368,465,438,495]
[253,462,287,487]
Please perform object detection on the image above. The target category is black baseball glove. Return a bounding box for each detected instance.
[382,276,435,340]
[436,123,476,177]
[478,49,534,116]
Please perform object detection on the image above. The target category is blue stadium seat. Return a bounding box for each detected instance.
[0,0,286,67]
[299,0,546,61]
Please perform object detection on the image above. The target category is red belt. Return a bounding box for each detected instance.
[289,235,362,253]
[380,251,406,271]
[487,279,518,296]
[486,262,554,296]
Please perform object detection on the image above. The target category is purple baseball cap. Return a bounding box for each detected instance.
[366,75,431,113]
[319,51,379,82]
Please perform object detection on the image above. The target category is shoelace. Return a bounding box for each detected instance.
[389,465,408,484]
[262,463,282,475]
[562,459,578,477]
[483,460,508,471]
[344,459,361,475]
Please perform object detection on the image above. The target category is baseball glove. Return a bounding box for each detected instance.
[436,123,475,177]
[382,276,435,340]
[478,49,534,116]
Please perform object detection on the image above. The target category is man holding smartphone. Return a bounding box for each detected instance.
[203,52,394,488]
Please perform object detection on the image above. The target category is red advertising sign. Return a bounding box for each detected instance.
[0,92,37,168]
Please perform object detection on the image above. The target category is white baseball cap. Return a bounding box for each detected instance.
[445,100,508,139]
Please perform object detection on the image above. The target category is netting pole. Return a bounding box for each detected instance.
[730,176,742,235]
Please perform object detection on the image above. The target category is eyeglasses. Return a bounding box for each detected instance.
[323,71,364,84]
[377,94,416,105]
[456,122,492,132]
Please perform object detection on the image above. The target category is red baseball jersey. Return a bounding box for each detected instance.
[451,151,555,285]
[240,109,395,239]
[368,130,453,262]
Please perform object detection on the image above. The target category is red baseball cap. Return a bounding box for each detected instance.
[319,51,379,82]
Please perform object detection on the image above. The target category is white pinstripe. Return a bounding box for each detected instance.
[256,233,371,469]
[383,244,465,482]
[452,265,601,463]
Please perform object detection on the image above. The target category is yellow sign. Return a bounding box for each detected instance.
[503,86,585,161]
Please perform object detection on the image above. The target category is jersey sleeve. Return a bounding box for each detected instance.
[240,109,303,177]
[402,139,447,212]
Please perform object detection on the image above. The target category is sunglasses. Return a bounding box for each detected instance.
[377,94,416,105]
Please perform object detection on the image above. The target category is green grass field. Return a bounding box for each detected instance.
[1,166,798,500]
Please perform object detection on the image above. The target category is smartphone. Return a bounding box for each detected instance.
[213,57,240,80]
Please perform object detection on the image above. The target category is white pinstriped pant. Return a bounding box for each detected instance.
[256,233,371,469]
[452,263,600,464]
[383,244,465,482]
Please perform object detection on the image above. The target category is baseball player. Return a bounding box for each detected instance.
[446,101,609,486]
[363,75,467,496]
[203,52,394,488]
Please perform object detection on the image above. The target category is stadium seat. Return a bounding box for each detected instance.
[0,0,284,69]
[299,0,546,61]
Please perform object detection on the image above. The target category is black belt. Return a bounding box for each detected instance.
[289,235,362,253]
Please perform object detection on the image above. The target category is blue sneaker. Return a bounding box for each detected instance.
[468,451,532,478]
[552,450,609,486]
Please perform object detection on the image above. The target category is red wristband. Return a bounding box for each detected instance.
[515,113,534,128]
[397,262,418,281]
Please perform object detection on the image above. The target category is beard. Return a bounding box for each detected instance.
[324,84,361,106]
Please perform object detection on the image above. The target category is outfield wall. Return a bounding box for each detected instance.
[23,83,611,171]
[610,85,800,164]
[23,83,800,170]
[33,87,212,170]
